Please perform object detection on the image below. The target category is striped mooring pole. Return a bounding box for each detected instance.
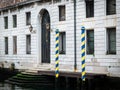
[81,26,86,81]
[55,29,59,78]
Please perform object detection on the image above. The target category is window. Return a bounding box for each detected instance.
[59,5,66,21]
[106,0,116,15]
[87,30,94,54]
[5,37,8,54]
[13,15,17,28]
[26,12,31,25]
[59,32,66,54]
[26,35,31,54]
[107,28,116,54]
[4,16,8,29]
[85,0,94,18]
[53,0,61,3]
[13,36,17,54]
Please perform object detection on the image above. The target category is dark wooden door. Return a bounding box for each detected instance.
[41,11,50,63]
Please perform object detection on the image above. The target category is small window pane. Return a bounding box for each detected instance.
[13,36,17,54]
[59,32,66,54]
[87,30,94,54]
[26,35,31,54]
[59,6,66,21]
[106,0,116,15]
[13,15,17,28]
[107,28,116,54]
[86,0,94,18]
[26,12,31,25]
[4,16,8,29]
[5,37,8,54]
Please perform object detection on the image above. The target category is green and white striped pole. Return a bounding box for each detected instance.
[55,29,59,78]
[81,26,86,81]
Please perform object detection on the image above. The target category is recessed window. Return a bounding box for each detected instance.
[53,0,61,2]
[13,15,17,28]
[59,32,66,54]
[13,36,17,54]
[26,12,31,25]
[4,16,8,29]
[59,5,66,21]
[107,28,116,54]
[86,30,94,55]
[106,0,116,15]
[85,0,94,18]
[26,35,31,54]
[5,37,8,54]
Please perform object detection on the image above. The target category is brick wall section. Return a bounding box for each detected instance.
[0,0,26,8]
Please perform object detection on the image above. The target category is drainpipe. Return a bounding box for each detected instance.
[74,0,77,71]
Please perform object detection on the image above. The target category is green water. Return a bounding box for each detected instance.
[0,82,72,90]
[0,82,120,90]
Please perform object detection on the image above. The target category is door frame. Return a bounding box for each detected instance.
[40,9,51,63]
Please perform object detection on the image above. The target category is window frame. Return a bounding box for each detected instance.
[106,28,116,54]
[85,0,94,18]
[26,35,31,54]
[59,32,66,54]
[4,16,8,29]
[106,0,116,15]
[26,12,31,25]
[5,37,8,55]
[13,15,17,28]
[59,5,66,21]
[86,30,94,55]
[13,36,17,55]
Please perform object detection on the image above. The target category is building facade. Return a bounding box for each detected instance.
[0,0,120,77]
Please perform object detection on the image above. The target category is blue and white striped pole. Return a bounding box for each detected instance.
[81,26,86,81]
[55,29,59,78]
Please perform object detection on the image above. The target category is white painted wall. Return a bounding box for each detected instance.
[0,0,120,77]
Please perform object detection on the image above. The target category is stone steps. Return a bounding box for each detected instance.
[5,72,55,87]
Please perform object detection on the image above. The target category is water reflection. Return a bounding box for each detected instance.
[0,82,34,90]
[0,82,64,90]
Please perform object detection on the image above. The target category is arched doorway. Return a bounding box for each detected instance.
[41,10,50,63]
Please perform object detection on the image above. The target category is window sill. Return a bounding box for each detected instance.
[106,54,116,55]
[59,20,66,23]
[105,14,116,19]
[13,27,17,28]
[86,16,94,19]
[84,17,95,22]
[60,53,66,55]
[86,54,94,56]
[4,54,9,55]
[106,14,116,16]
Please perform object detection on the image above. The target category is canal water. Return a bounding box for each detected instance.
[0,82,120,90]
[0,82,73,90]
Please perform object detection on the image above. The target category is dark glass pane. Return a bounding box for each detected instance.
[5,37,8,54]
[86,0,94,18]
[59,32,66,54]
[26,12,31,25]
[107,0,116,15]
[107,28,116,54]
[87,30,94,54]
[13,15,17,28]
[26,35,31,54]
[4,17,8,29]
[13,36,17,54]
[59,6,66,21]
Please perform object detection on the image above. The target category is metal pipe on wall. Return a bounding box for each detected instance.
[74,0,77,71]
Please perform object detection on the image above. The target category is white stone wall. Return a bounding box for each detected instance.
[0,0,120,77]
[0,5,38,69]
